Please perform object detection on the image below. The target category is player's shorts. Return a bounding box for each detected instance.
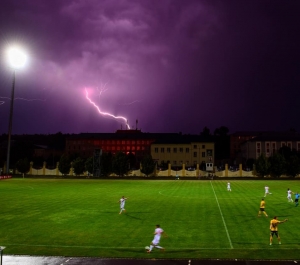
[260,208,265,211]
[270,231,278,237]
[152,239,160,245]
[152,236,161,245]
[295,199,299,203]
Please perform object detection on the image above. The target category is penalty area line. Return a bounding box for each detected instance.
[210,181,233,249]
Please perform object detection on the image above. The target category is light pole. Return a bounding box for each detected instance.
[5,47,27,174]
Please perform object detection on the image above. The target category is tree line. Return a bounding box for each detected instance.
[255,146,300,178]
[15,152,156,177]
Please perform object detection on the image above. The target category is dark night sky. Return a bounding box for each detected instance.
[0,0,300,135]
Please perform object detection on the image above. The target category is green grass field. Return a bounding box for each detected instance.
[1,178,300,260]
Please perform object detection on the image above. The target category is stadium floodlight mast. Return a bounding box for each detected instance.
[5,46,28,174]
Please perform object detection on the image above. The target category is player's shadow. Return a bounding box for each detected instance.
[125,213,143,220]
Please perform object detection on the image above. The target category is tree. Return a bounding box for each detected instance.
[200,126,211,137]
[285,155,300,178]
[11,140,34,168]
[58,154,71,176]
[278,146,293,160]
[269,153,286,178]
[141,154,156,177]
[214,126,229,137]
[112,152,129,176]
[16,158,30,178]
[100,152,113,176]
[214,126,230,160]
[255,153,270,178]
[127,152,137,169]
[85,157,94,175]
[72,157,85,176]
[32,156,44,168]
[246,158,255,169]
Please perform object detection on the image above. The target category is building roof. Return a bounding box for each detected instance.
[245,132,300,142]
[66,131,214,143]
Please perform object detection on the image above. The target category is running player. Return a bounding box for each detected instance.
[118,196,128,214]
[287,188,293,202]
[258,198,268,217]
[146,224,167,253]
[264,186,271,197]
[270,216,288,245]
[227,182,231,192]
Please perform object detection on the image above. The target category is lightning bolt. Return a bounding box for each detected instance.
[85,88,130,129]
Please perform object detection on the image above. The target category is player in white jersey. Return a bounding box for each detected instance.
[264,186,272,197]
[118,196,128,214]
[146,225,167,253]
[287,189,293,202]
[227,182,231,191]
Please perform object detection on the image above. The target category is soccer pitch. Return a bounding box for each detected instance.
[1,178,300,260]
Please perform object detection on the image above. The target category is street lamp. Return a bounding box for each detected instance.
[5,47,27,174]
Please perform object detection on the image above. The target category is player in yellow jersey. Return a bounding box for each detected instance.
[258,198,268,217]
[270,216,288,245]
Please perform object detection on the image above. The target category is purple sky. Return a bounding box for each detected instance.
[0,0,300,135]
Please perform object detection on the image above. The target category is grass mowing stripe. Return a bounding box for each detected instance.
[210,181,233,249]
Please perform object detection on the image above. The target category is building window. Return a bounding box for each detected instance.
[281,142,286,147]
[202,145,205,149]
[202,152,205,157]
[256,142,261,154]
[193,145,197,149]
[272,142,276,154]
[179,148,183,153]
[161,148,165,153]
[167,148,171,153]
[173,148,177,153]
[155,148,158,153]
[207,149,212,156]
[174,161,177,165]
[193,152,197,157]
[186,148,189,153]
[287,142,292,149]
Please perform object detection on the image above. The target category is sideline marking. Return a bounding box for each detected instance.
[210,181,233,249]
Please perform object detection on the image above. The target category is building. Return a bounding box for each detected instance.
[151,134,214,168]
[230,131,263,161]
[240,132,300,160]
[66,130,215,169]
[66,130,158,164]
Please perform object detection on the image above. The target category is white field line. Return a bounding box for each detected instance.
[2,244,299,250]
[210,181,233,249]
